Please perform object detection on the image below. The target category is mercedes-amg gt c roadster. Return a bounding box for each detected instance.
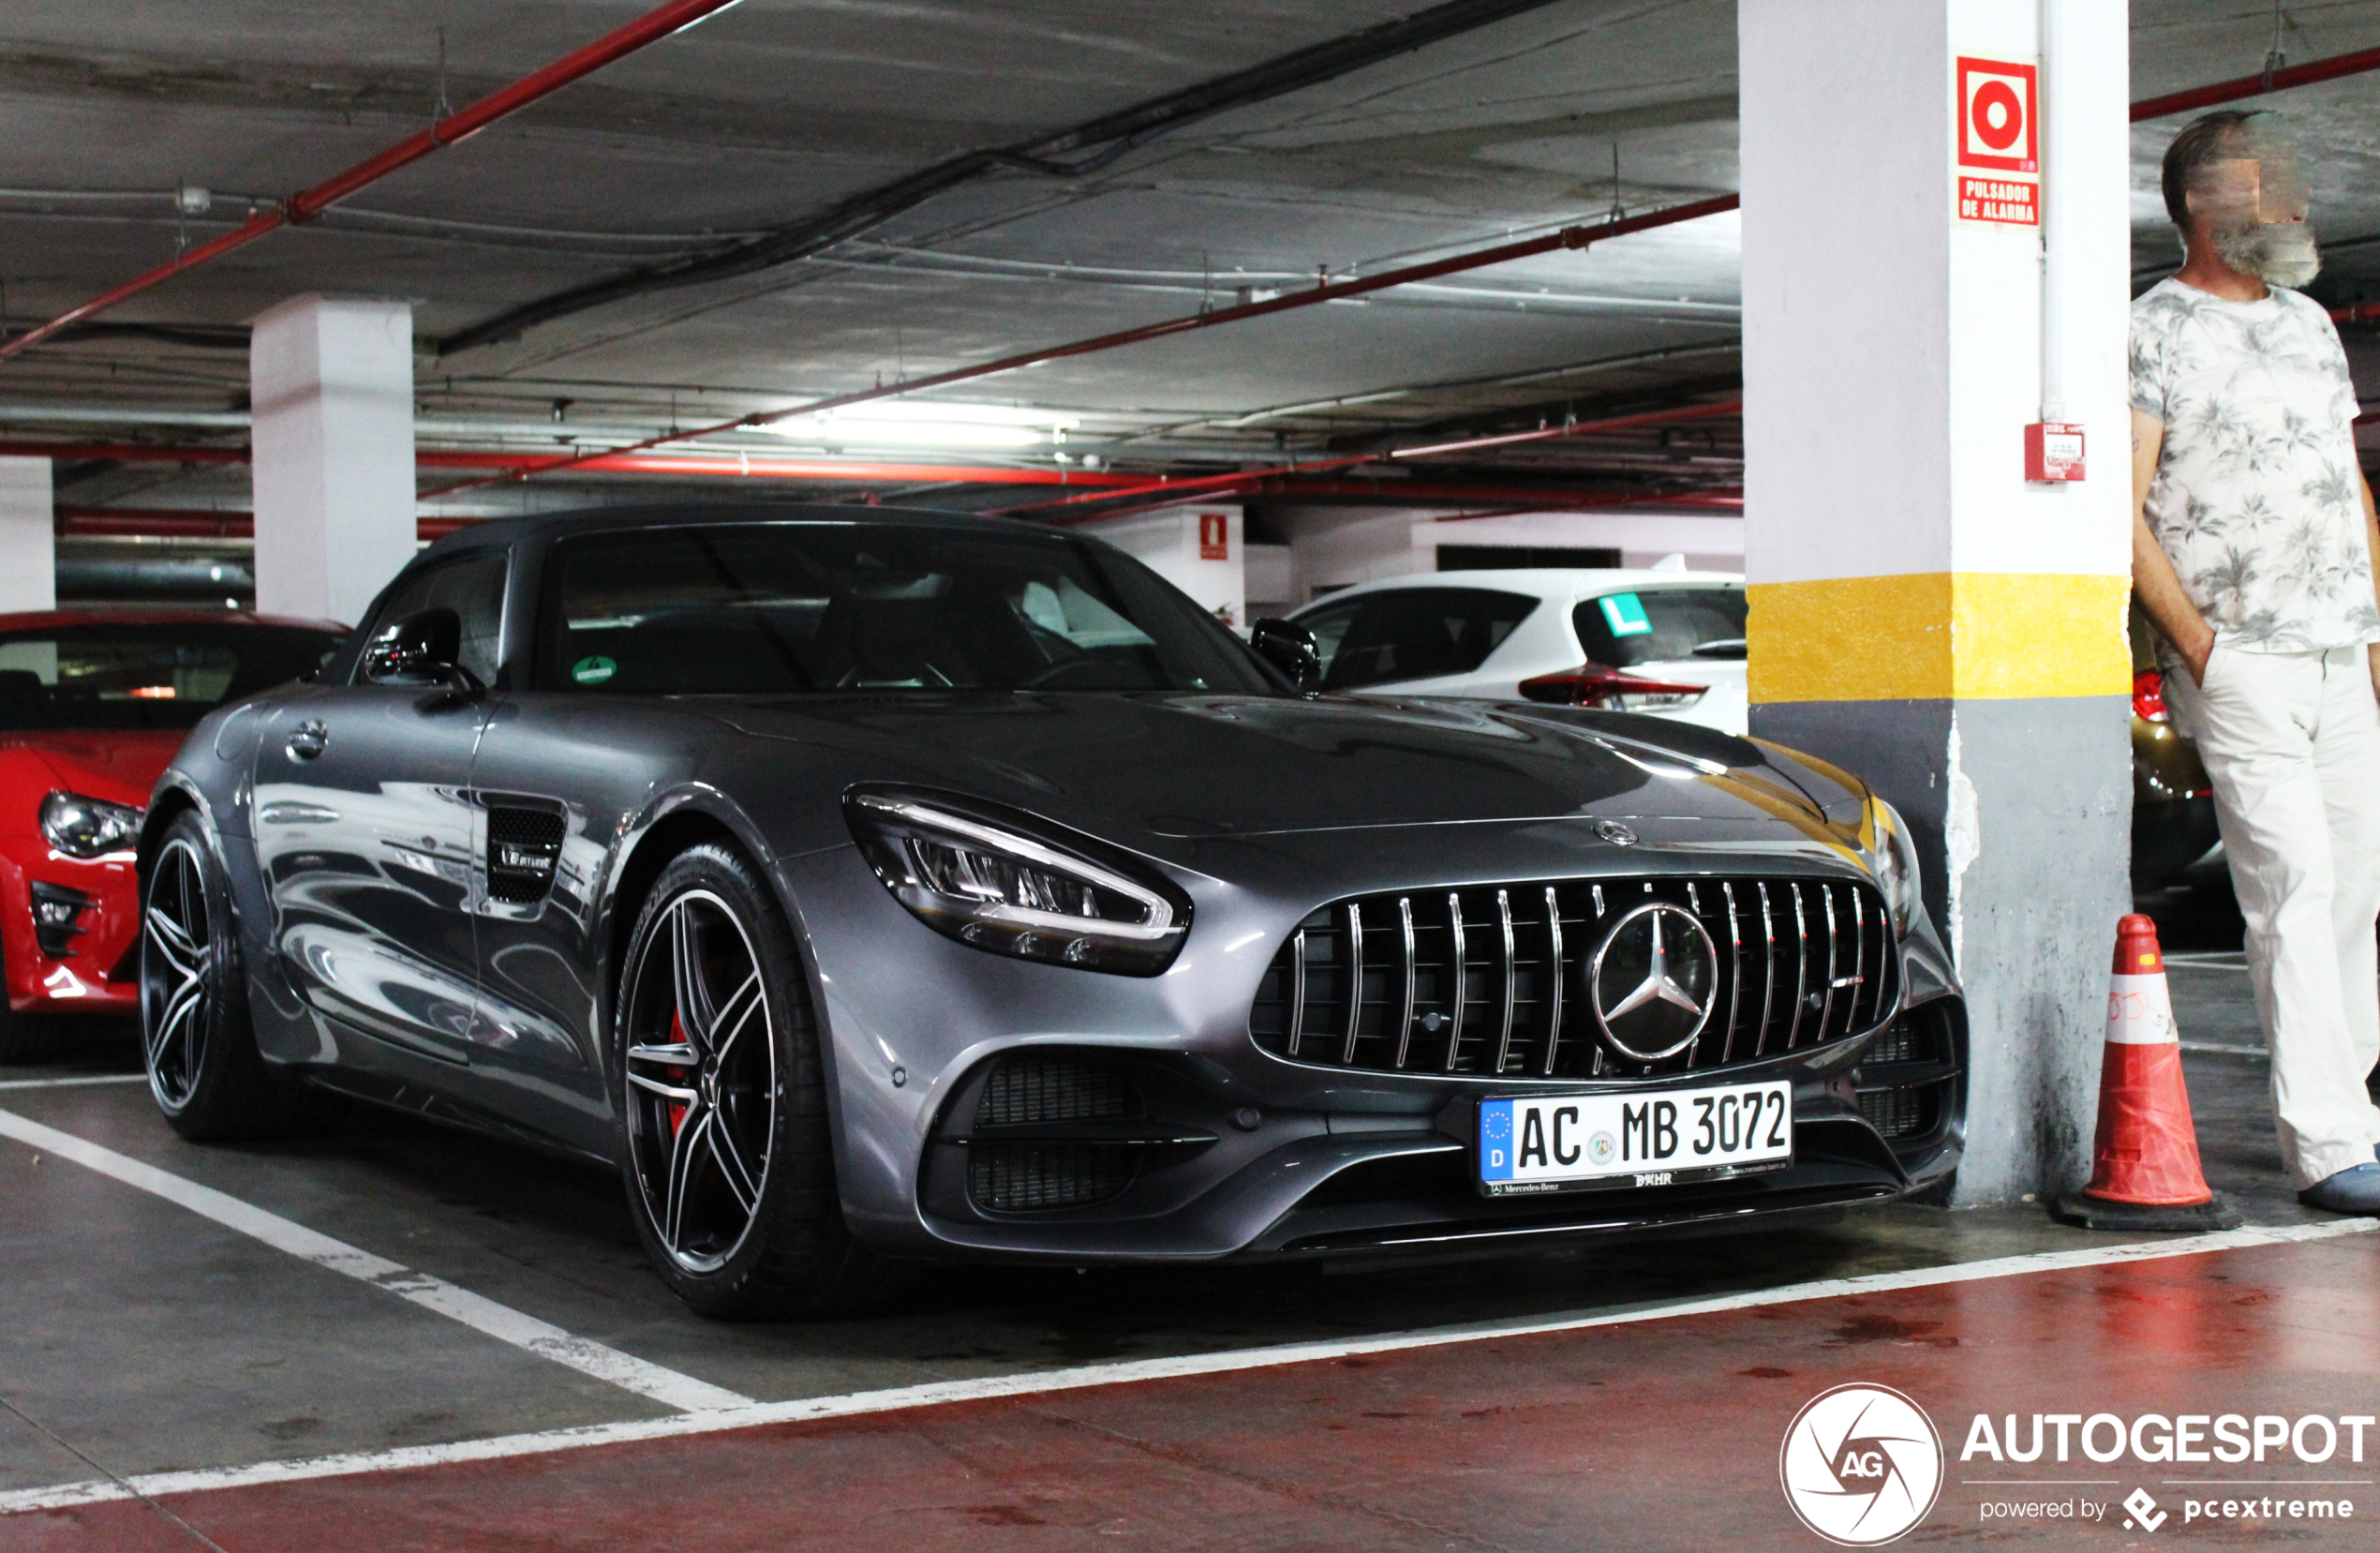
[140,505,1965,1317]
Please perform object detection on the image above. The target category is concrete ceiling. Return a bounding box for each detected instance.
[0,0,2374,521]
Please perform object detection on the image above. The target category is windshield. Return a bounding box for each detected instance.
[1572,588,1747,669]
[0,623,342,730]
[541,522,1274,695]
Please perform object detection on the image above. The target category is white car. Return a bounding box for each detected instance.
[1282,564,1748,734]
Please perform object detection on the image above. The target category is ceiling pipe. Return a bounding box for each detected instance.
[435,0,1577,355]
[0,0,749,360]
[1017,400,1746,524]
[0,438,1145,486]
[418,46,2380,501]
[2129,41,2380,120]
[417,194,1746,500]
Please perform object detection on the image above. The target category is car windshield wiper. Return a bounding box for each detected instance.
[1689,637,1748,660]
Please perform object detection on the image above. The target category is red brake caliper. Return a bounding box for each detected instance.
[666,1008,690,1137]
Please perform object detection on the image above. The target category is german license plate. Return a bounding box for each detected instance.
[1477,1081,1793,1195]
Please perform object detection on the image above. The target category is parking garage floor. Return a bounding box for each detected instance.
[1,885,2371,1549]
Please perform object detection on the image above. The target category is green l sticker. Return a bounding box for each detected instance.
[1599,593,1653,637]
[571,655,617,685]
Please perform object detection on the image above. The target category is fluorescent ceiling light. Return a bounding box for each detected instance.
[760,400,1079,450]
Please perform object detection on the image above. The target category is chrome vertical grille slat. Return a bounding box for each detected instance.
[1492,889,1518,1075]
[1253,873,1898,1081]
[1340,902,1365,1066]
[1848,889,1867,1034]
[1391,896,1418,1069]
[1286,929,1308,1056]
[1443,891,1467,1072]
[1540,884,1565,1077]
[1818,885,1841,1039]
[1755,883,1778,1056]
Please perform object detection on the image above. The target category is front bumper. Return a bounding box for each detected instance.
[780,829,1967,1266]
[0,841,141,1015]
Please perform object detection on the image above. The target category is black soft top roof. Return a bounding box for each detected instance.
[416,500,1058,564]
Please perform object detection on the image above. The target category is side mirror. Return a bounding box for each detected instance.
[363,607,483,695]
[1249,618,1321,690]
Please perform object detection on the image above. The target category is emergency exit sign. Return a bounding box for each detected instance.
[1954,56,2040,230]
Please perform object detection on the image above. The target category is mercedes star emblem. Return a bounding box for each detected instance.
[1588,901,1717,1061]
[1593,819,1638,846]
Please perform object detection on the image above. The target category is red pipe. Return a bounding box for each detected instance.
[53,506,480,541]
[416,449,1140,485]
[2131,43,2380,121]
[0,0,747,361]
[0,438,1144,486]
[418,194,1746,499]
[1021,400,1744,523]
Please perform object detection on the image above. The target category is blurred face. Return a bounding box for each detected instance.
[2188,138,2320,288]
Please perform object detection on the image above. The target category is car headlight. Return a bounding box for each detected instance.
[38,790,143,859]
[1867,797,1924,939]
[846,791,1191,975]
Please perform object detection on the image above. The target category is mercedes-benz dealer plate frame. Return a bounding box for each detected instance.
[1477,1081,1795,1196]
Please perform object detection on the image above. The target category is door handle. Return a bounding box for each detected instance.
[286,720,329,760]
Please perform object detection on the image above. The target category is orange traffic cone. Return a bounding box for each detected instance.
[2052,915,2240,1232]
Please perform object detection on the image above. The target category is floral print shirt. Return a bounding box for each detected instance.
[2130,277,2379,653]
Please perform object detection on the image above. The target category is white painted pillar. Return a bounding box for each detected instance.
[250,296,417,625]
[0,458,54,613]
[1739,1,2134,1202]
[1077,505,1247,628]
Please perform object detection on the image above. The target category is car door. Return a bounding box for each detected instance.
[250,551,508,1065]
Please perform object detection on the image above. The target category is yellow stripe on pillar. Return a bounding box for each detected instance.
[1747,573,2132,704]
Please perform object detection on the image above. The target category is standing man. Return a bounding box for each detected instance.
[2131,111,2380,1214]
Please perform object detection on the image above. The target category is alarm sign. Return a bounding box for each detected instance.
[1956,57,2037,172]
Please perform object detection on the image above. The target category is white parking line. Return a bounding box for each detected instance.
[2179,1040,2268,1058]
[0,1108,751,1416]
[1,1216,2371,1516]
[2165,953,2251,972]
[0,1073,149,1092]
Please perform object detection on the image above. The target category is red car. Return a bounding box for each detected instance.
[0,610,346,1061]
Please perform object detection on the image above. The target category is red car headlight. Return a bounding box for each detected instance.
[38,790,143,859]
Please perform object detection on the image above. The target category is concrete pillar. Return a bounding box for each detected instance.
[250,296,417,625]
[0,458,54,613]
[1739,0,2133,1202]
[1078,505,1246,628]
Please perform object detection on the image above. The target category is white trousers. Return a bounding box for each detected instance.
[2166,642,2380,1188]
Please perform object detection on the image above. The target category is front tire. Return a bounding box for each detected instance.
[141,812,322,1140]
[616,844,892,1318]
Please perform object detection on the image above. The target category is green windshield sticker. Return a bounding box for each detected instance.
[570,655,617,685]
[1599,593,1653,637]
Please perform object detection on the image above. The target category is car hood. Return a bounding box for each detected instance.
[3,728,185,808]
[717,692,1864,848]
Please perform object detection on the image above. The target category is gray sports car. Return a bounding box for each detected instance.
[140,504,1966,1317]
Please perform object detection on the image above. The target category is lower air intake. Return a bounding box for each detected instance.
[968,1142,1138,1213]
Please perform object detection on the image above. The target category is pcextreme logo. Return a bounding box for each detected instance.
[1779,1384,1945,1546]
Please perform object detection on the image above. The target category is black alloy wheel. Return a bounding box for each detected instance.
[142,835,214,1110]
[615,844,897,1318]
[139,810,328,1140]
[624,885,778,1273]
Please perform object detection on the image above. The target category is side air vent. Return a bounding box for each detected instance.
[963,1052,1147,1215]
[1854,999,1963,1148]
[485,805,566,904]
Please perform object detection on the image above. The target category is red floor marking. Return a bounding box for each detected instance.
[12,1236,2378,1551]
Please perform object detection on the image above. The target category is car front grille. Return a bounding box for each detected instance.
[1249,874,1898,1082]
